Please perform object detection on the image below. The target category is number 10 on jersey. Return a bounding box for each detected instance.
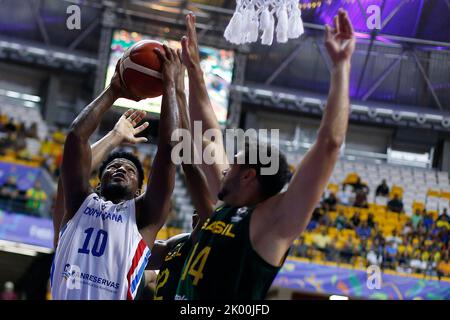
[78,228,108,257]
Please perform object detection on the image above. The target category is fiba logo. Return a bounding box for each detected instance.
[366,265,382,290]
[62,263,81,290]
[366,5,381,30]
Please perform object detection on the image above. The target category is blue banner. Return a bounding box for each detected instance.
[273,258,450,300]
[0,210,53,248]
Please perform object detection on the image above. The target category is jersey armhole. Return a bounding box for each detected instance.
[59,193,98,238]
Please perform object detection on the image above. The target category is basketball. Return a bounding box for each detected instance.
[119,40,165,99]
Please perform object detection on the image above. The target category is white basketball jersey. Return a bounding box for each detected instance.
[51,193,150,300]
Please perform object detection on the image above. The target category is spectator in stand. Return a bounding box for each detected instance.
[350,211,361,228]
[384,240,398,269]
[337,184,352,206]
[396,251,410,273]
[401,221,413,237]
[375,179,389,197]
[366,212,376,229]
[422,212,434,231]
[26,122,39,139]
[437,256,450,279]
[0,175,19,203]
[386,230,402,248]
[409,251,425,273]
[312,229,331,253]
[387,194,404,213]
[306,219,319,231]
[334,210,348,230]
[353,190,369,208]
[25,181,47,216]
[0,282,18,300]
[347,176,369,194]
[340,235,355,264]
[293,236,309,258]
[411,209,423,229]
[366,244,382,267]
[323,193,338,211]
[356,221,372,240]
[325,239,339,262]
[436,208,450,230]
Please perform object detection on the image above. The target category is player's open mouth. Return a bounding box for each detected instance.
[112,173,126,181]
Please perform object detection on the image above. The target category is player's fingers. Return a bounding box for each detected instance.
[186,13,197,41]
[134,137,148,144]
[163,44,173,60]
[133,111,146,124]
[128,111,140,124]
[343,10,354,35]
[324,25,332,42]
[153,48,168,63]
[134,122,149,134]
[339,9,346,34]
[181,36,189,57]
[334,15,340,34]
[122,109,134,119]
[177,49,183,63]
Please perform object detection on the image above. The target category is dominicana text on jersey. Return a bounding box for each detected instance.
[50,193,150,300]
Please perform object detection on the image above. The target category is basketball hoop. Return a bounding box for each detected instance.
[224,0,304,46]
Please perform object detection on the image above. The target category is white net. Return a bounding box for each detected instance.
[224,0,304,46]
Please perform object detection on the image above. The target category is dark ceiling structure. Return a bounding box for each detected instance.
[0,0,449,130]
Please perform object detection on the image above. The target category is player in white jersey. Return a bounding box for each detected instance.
[51,45,183,300]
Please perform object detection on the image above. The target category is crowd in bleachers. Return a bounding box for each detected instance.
[1,108,450,279]
[291,173,450,279]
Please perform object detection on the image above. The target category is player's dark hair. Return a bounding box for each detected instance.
[98,151,145,189]
[241,140,289,200]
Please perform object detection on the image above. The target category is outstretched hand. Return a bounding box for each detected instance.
[112,109,149,144]
[324,9,356,66]
[181,13,201,70]
[154,44,183,85]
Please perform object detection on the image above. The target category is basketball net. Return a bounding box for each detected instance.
[224,0,304,46]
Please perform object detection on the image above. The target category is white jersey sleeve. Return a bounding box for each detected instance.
[50,193,150,300]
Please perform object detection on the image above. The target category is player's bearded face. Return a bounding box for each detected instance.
[217,164,241,203]
[100,158,139,200]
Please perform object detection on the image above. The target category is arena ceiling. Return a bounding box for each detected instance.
[0,0,449,115]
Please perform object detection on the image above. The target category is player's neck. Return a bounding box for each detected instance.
[102,193,134,204]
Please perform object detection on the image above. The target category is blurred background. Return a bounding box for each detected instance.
[0,0,449,300]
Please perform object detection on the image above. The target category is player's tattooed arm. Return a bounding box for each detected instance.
[53,110,149,248]
[252,9,355,267]
[136,45,180,248]
[182,13,229,201]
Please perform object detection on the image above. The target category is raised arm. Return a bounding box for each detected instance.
[181,13,229,201]
[175,50,215,238]
[60,74,125,225]
[53,110,149,248]
[254,10,355,265]
[136,46,181,248]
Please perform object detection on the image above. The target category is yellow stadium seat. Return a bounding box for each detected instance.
[412,201,425,212]
[427,189,441,197]
[328,227,338,236]
[329,211,338,221]
[156,228,168,240]
[328,183,339,194]
[440,190,450,200]
[344,172,359,184]
[390,185,404,199]
[428,210,439,220]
